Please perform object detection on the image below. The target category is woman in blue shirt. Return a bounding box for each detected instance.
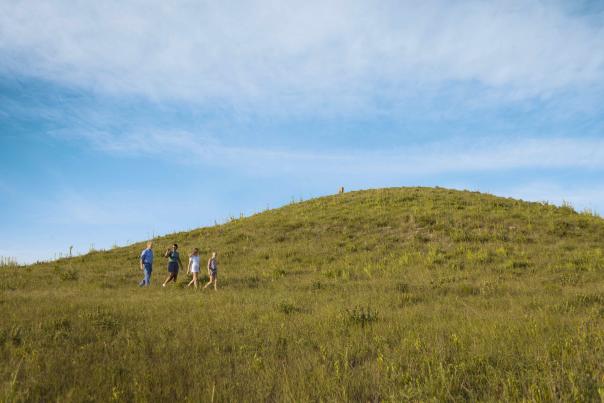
[162,243,184,287]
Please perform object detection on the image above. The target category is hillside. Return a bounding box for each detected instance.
[2,187,604,401]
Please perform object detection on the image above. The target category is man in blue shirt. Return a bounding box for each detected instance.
[139,241,154,287]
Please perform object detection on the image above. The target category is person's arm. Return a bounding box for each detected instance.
[164,249,171,258]
[187,258,191,274]
[139,251,144,270]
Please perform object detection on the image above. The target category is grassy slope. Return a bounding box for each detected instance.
[2,187,604,401]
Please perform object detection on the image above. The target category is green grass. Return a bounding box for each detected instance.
[1,187,604,401]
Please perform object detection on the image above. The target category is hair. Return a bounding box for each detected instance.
[173,243,178,249]
[211,252,216,258]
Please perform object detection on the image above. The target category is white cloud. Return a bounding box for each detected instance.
[1,0,603,114]
[57,129,604,176]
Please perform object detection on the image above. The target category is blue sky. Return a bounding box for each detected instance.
[1,0,603,263]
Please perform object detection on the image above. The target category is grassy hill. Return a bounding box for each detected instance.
[2,187,604,401]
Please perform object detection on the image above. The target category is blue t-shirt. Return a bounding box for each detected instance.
[140,248,153,265]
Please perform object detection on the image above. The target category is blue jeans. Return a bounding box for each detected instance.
[139,264,152,287]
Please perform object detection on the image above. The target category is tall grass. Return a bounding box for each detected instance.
[1,187,604,401]
[0,256,18,268]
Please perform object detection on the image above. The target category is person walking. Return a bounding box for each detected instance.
[162,243,184,287]
[203,252,219,291]
[139,241,153,287]
[186,248,201,288]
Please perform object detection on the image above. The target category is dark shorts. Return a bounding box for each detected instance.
[168,262,179,273]
[209,268,217,278]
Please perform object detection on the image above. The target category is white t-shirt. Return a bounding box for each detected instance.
[189,255,200,273]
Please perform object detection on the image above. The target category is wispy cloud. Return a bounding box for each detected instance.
[56,129,604,176]
[27,186,146,227]
[1,1,603,115]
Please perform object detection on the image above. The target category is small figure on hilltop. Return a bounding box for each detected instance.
[138,241,153,287]
[186,248,201,289]
[203,252,219,291]
[162,243,184,287]
[339,186,345,194]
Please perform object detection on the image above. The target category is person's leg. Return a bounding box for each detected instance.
[145,267,152,286]
[140,266,151,286]
[213,275,217,290]
[203,274,213,289]
[193,272,198,288]
[205,274,216,290]
[163,273,173,286]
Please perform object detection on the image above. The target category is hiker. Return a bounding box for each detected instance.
[162,243,184,287]
[138,241,153,287]
[186,248,201,288]
[203,252,218,291]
